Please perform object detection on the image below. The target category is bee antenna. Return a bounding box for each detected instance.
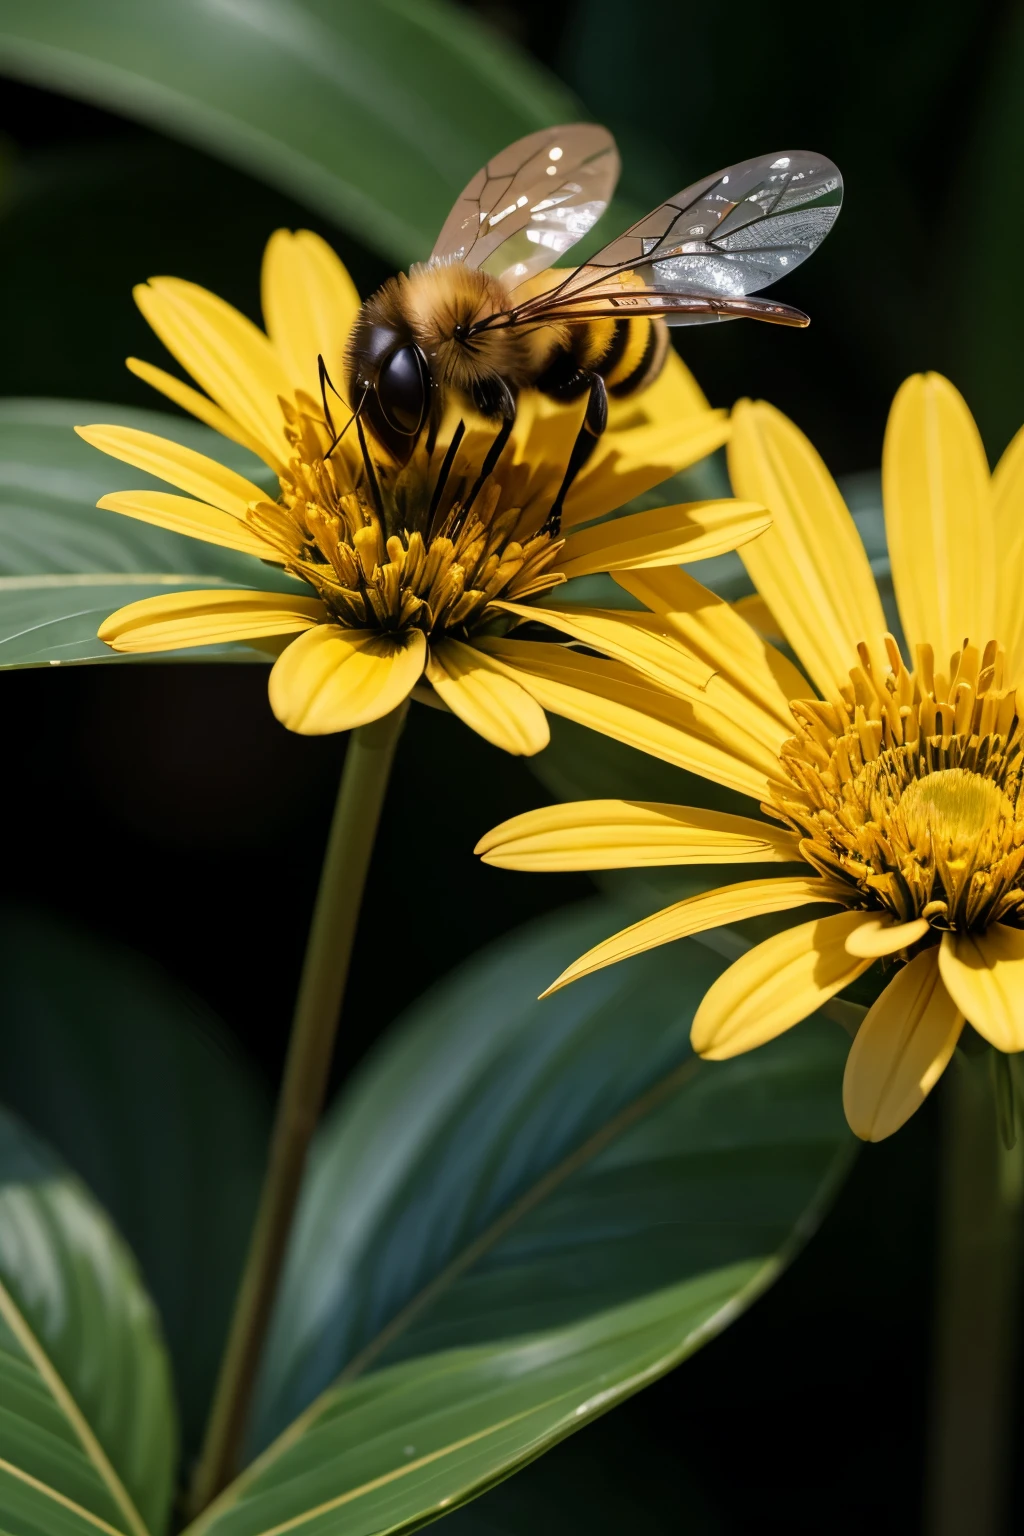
[356,414,385,520]
[324,382,368,461]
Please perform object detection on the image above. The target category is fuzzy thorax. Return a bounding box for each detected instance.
[767,635,1024,932]
[245,396,564,637]
[355,264,564,394]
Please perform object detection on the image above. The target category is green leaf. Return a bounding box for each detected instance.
[0,0,575,265]
[193,900,851,1536]
[0,398,295,666]
[0,1104,177,1536]
[0,907,271,1457]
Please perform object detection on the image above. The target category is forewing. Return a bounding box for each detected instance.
[430,124,619,287]
[536,151,842,307]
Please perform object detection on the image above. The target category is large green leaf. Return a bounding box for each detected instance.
[0,0,575,266]
[0,906,271,1455]
[0,398,295,666]
[190,901,851,1536]
[0,1104,177,1536]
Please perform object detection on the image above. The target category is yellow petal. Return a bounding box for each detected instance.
[126,358,270,462]
[99,589,324,653]
[564,411,730,527]
[616,566,805,738]
[135,277,293,465]
[97,491,278,559]
[991,421,1024,677]
[497,601,714,694]
[728,399,887,700]
[882,373,994,663]
[75,424,269,520]
[476,799,801,871]
[844,914,931,958]
[691,909,877,1059]
[938,925,1024,1052]
[480,637,783,800]
[425,638,549,755]
[557,499,770,579]
[731,592,785,645]
[545,876,843,996]
[269,624,426,735]
[843,948,963,1141]
[261,230,362,404]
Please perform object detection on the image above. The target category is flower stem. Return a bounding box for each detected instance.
[189,702,408,1514]
[925,1049,1024,1536]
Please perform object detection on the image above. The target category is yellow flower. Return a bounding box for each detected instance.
[478,373,1024,1140]
[76,230,767,755]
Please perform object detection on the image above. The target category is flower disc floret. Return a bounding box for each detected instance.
[770,635,1024,934]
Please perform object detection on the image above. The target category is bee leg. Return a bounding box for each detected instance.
[545,372,607,536]
[463,379,518,515]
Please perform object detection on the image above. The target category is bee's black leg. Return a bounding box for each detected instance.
[427,418,467,532]
[545,371,607,536]
[463,379,518,516]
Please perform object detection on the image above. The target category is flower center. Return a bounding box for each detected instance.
[768,635,1024,932]
[895,769,1012,859]
[247,397,565,638]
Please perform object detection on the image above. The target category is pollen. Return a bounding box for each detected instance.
[766,635,1024,933]
[245,395,565,638]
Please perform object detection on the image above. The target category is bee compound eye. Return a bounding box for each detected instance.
[377,345,428,435]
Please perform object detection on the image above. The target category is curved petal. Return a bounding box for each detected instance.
[480,637,783,801]
[476,800,800,870]
[261,230,362,404]
[543,877,841,995]
[99,589,324,653]
[617,566,807,736]
[728,399,887,700]
[497,601,714,694]
[126,358,270,461]
[992,421,1024,676]
[844,914,931,958]
[564,411,730,528]
[425,639,549,756]
[691,909,878,1060]
[843,948,963,1141]
[556,499,770,579]
[269,625,426,735]
[938,925,1024,1052]
[135,278,293,465]
[97,491,279,559]
[75,424,269,519]
[882,373,994,663]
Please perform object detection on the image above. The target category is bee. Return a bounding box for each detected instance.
[331,126,842,525]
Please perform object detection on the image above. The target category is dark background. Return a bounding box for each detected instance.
[1,0,1021,1526]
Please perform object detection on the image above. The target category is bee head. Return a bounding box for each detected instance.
[346,279,432,464]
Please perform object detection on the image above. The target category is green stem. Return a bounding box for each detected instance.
[189,703,408,1515]
[925,1049,1024,1536]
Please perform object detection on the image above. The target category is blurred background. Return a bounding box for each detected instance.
[0,0,1021,1528]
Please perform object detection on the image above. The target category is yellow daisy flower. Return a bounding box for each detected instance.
[478,373,1024,1140]
[76,229,768,755]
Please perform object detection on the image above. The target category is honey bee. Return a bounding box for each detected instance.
[331,126,842,525]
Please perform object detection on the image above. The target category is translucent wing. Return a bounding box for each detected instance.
[430,124,620,288]
[517,151,842,319]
